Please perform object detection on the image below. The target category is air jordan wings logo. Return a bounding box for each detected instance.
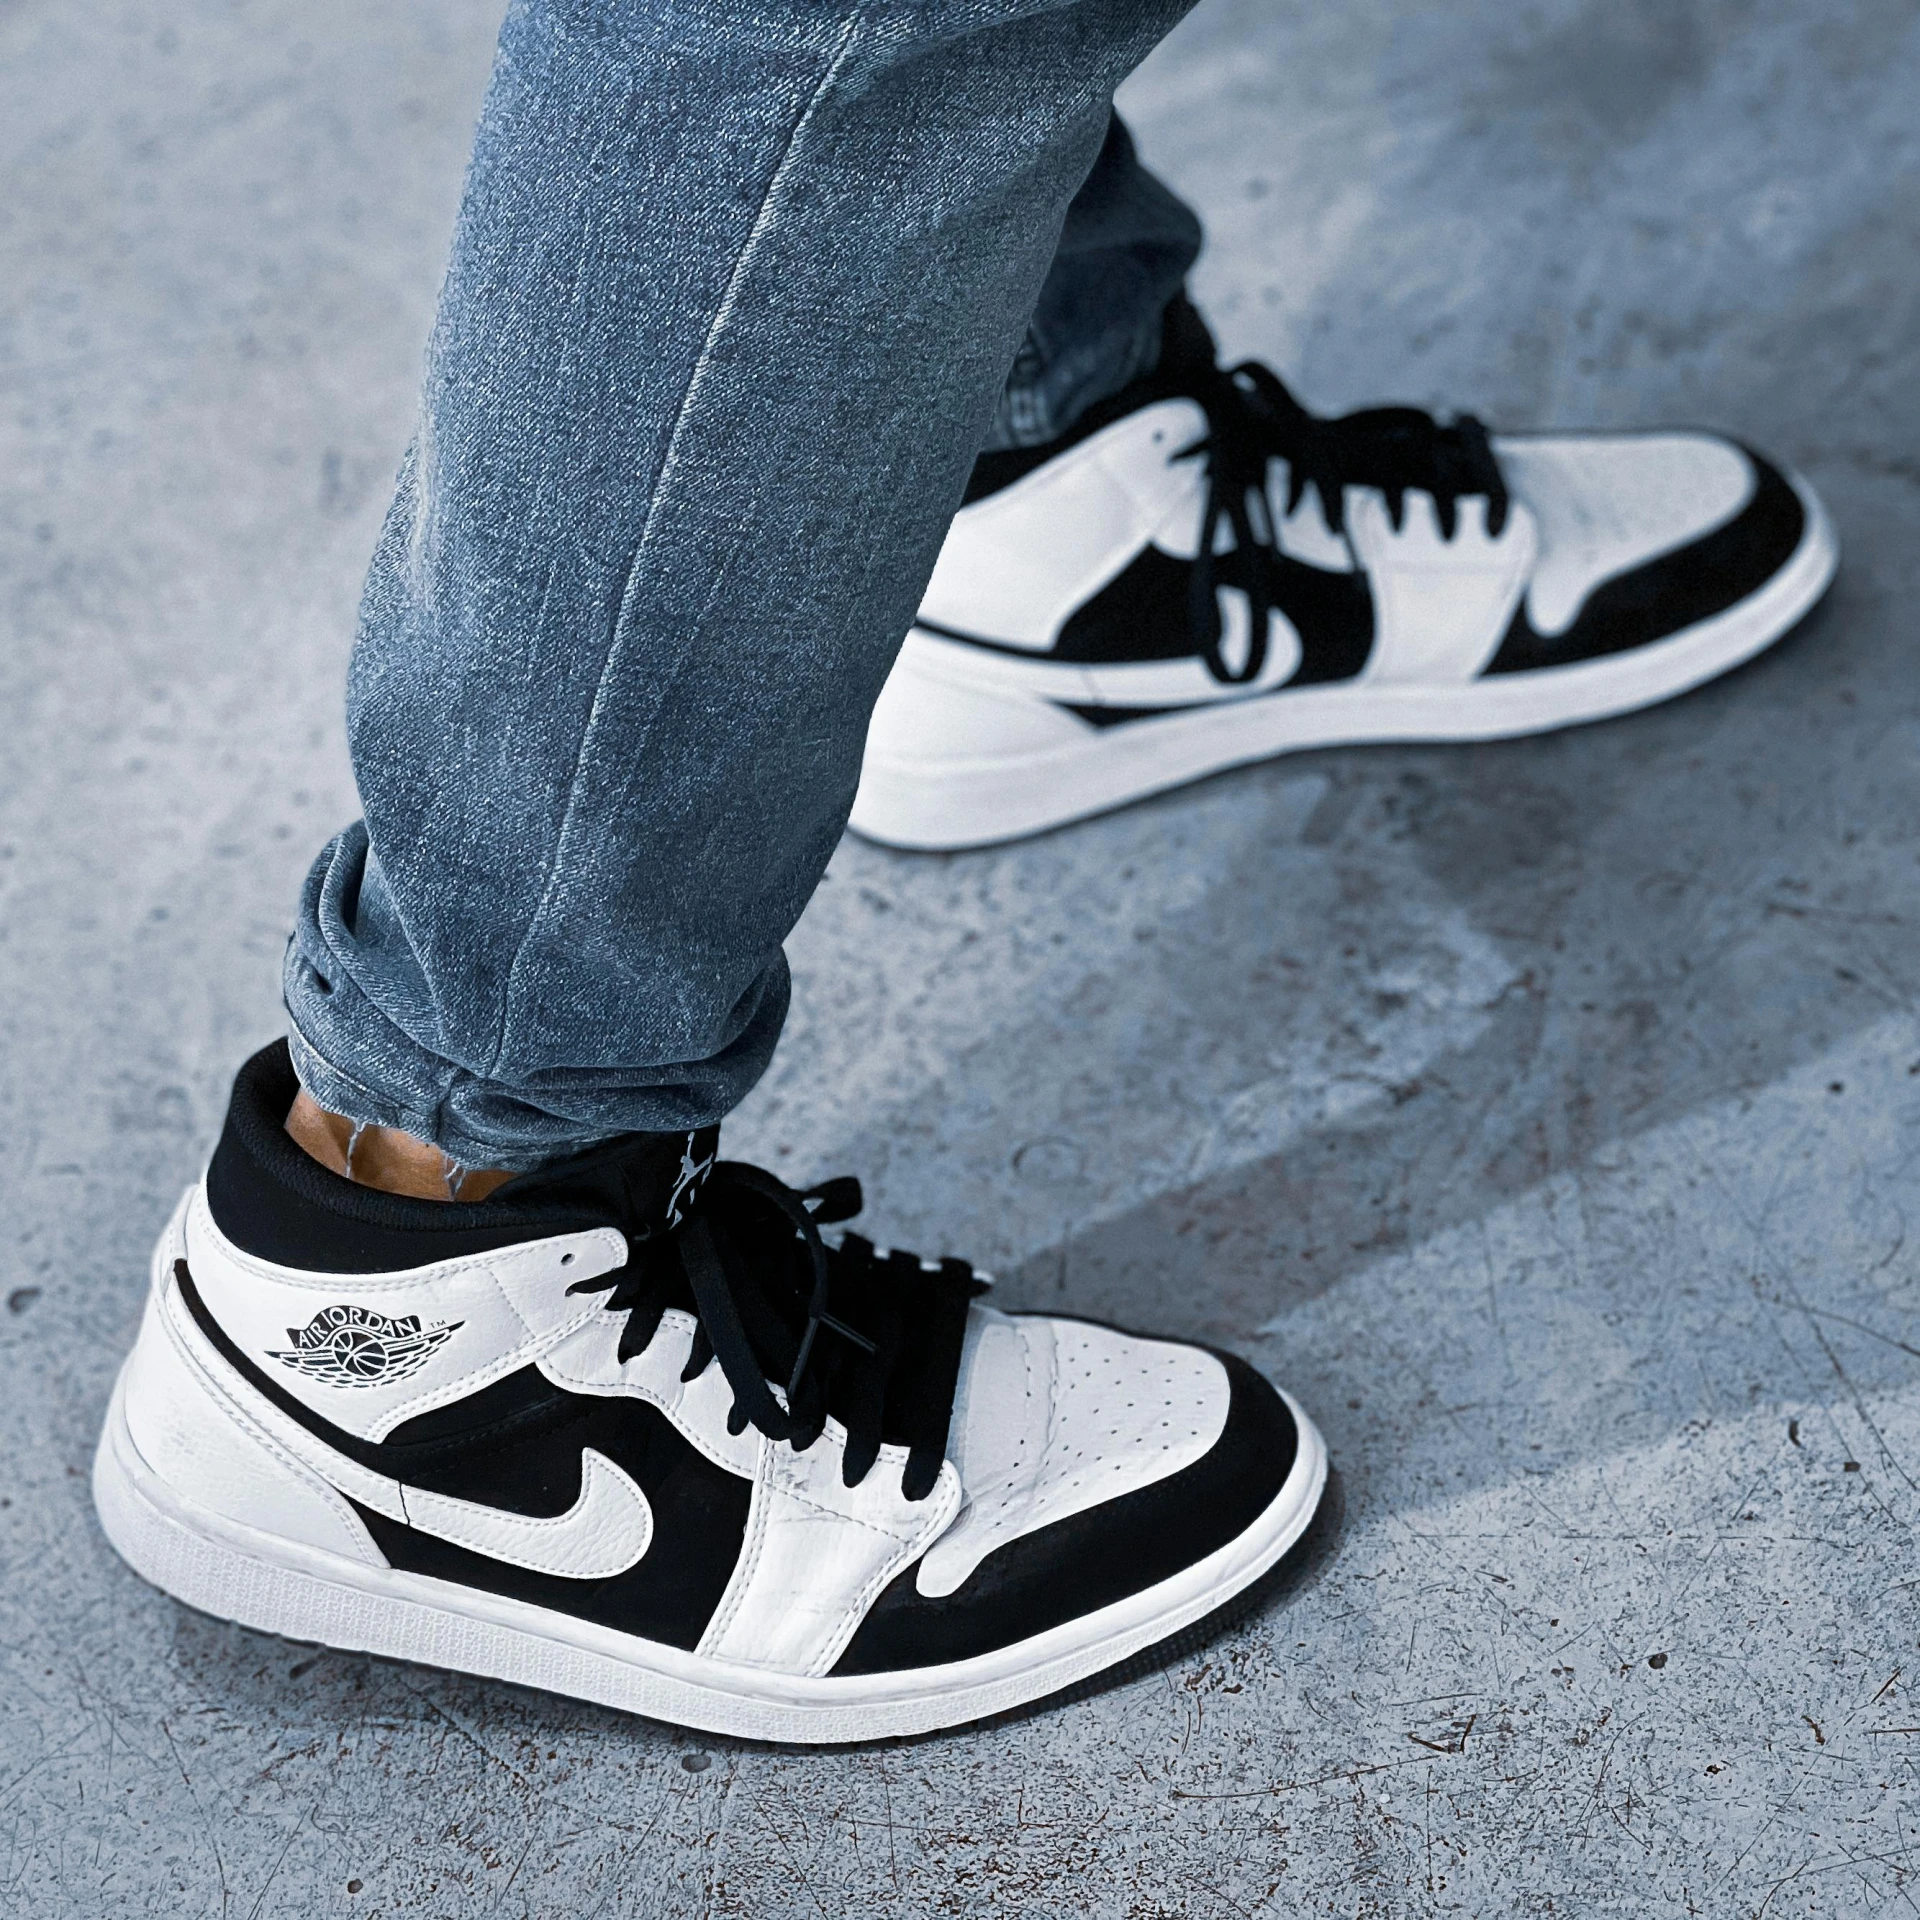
[268,1304,461,1388]
[173,1263,650,1581]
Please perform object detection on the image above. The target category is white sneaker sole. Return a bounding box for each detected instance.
[850,469,1838,851]
[93,1361,1328,1745]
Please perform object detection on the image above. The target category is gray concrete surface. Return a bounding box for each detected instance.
[4,0,1919,1911]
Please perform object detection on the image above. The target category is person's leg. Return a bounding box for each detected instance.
[284,0,1199,1173]
[981,113,1201,453]
[101,0,1345,1740]
[97,7,1334,1738]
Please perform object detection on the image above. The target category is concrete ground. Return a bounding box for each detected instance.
[4,0,1919,1911]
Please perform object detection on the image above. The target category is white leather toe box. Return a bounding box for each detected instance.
[917,1307,1230,1598]
[1498,431,1757,637]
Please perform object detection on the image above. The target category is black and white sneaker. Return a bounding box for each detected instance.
[93,1044,1326,1743]
[852,302,1838,849]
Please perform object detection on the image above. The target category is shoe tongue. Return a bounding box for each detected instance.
[491,1124,719,1239]
[1156,290,1221,390]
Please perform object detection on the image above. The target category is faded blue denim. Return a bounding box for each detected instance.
[286,0,1203,1168]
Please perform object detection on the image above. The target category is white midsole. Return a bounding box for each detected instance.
[93,1362,1328,1745]
[850,471,1838,850]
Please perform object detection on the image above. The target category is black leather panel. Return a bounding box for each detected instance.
[1051,544,1372,683]
[349,1388,751,1650]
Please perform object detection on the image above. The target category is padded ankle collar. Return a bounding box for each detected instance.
[961,293,1219,507]
[204,1041,712,1275]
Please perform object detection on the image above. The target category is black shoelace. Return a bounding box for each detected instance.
[567,1162,984,1501]
[1182,360,1510,685]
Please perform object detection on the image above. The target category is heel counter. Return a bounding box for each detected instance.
[119,1281,386,1567]
[865,636,1093,768]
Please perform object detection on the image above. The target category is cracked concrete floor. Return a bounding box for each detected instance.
[5,0,1920,1913]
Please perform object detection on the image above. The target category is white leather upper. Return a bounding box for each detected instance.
[179,1183,627,1441]
[921,401,1370,665]
[911,403,1762,702]
[540,1305,761,1477]
[921,401,1209,650]
[1269,468,1360,572]
[123,1205,387,1568]
[701,1427,961,1676]
[1350,489,1538,686]
[543,1305,963,1675]
[143,1205,655,1579]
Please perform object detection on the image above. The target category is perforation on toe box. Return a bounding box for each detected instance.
[1499,432,1756,637]
[917,1311,1230,1598]
[1044,1317,1226,1505]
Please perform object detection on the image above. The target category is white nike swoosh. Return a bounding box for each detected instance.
[288,1412,652,1583]
[165,1278,654,1581]
[395,1449,652,1580]
[284,1414,652,1582]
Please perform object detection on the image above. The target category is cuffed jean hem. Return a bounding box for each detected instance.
[982,301,1169,450]
[283,822,787,1167]
[283,987,788,1170]
[979,115,1200,450]
[281,1017,529,1172]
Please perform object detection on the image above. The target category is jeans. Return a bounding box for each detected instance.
[286,0,1204,1169]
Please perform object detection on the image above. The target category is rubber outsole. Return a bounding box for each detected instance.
[849,471,1838,851]
[92,1364,1329,1746]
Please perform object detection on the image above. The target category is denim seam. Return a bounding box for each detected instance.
[485,5,867,1086]
[285,1006,415,1114]
[285,1008,451,1145]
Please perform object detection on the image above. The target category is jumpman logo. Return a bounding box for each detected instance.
[667,1134,716,1227]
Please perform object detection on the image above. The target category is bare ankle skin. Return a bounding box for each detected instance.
[285,1089,515,1202]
